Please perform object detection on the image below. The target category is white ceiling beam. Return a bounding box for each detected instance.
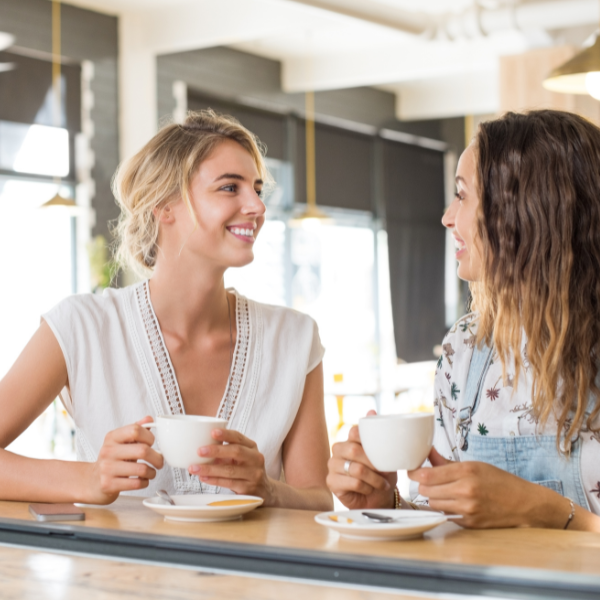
[130,0,360,55]
[390,71,500,121]
[277,0,428,35]
[282,38,500,92]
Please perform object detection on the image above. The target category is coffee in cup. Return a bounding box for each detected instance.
[142,415,227,469]
[358,413,434,472]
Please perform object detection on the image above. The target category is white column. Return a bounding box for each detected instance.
[119,13,157,162]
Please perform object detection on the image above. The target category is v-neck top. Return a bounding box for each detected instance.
[43,281,324,496]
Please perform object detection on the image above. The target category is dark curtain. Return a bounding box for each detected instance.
[384,140,446,362]
[295,121,373,211]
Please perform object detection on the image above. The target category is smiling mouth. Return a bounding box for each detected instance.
[453,236,466,254]
[226,226,255,243]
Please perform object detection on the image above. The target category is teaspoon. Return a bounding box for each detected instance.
[156,489,175,506]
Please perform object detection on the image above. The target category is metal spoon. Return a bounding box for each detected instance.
[362,511,462,523]
[156,489,175,506]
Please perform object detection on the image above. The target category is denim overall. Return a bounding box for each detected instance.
[456,343,590,510]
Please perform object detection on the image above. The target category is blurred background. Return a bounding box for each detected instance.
[1,1,598,492]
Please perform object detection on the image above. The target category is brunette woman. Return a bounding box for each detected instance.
[0,110,332,510]
[328,110,600,531]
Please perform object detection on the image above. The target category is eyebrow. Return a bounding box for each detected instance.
[214,173,263,185]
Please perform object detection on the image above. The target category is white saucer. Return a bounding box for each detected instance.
[143,494,263,522]
[315,509,447,541]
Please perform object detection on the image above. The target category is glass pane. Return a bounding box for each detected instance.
[0,121,69,177]
[224,219,287,306]
[0,177,75,460]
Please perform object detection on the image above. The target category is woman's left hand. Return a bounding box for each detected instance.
[408,448,572,529]
[189,428,274,504]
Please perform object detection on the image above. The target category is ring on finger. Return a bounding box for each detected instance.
[344,460,352,476]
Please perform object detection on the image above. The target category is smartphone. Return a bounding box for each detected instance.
[29,503,85,522]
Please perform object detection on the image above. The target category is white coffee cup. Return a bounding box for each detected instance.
[142,415,228,469]
[358,413,434,472]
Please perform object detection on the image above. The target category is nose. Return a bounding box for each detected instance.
[442,196,457,230]
[241,187,266,217]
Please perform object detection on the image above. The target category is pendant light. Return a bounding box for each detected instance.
[289,90,332,228]
[542,2,600,99]
[41,0,77,210]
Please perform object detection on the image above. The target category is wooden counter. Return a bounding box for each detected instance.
[0,497,599,598]
[0,544,428,600]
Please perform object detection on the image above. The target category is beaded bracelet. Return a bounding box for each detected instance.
[393,486,401,509]
[564,498,575,530]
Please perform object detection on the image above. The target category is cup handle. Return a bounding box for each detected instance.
[140,422,162,455]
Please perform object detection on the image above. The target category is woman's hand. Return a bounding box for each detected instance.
[326,412,396,510]
[85,416,164,505]
[189,429,275,504]
[408,448,573,529]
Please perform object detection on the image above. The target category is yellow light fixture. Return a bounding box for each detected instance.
[40,0,76,210]
[289,90,332,228]
[542,34,600,99]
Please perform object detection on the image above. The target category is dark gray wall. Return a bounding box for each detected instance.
[158,46,464,149]
[158,47,398,130]
[0,0,119,239]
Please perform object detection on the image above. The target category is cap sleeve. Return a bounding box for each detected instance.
[306,318,325,374]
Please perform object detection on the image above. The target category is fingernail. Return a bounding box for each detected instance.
[213,429,223,437]
[199,447,210,456]
[384,481,391,490]
[190,465,200,474]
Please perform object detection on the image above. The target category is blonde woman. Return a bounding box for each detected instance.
[0,111,332,510]
[328,110,600,531]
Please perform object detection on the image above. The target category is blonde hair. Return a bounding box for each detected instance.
[112,109,269,276]
[471,110,600,452]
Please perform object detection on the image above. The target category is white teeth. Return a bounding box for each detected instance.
[229,227,254,237]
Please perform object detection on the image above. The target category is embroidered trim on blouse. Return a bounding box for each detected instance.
[217,290,250,423]
[135,281,251,494]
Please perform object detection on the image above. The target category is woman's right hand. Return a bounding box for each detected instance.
[85,416,164,504]
[326,413,397,510]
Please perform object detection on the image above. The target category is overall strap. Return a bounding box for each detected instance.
[457,342,493,451]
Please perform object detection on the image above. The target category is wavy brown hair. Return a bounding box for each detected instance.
[471,110,600,450]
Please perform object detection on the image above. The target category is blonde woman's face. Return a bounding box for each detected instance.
[168,139,266,269]
[442,144,482,282]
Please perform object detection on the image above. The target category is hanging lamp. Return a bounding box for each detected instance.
[289,90,332,228]
[41,0,77,210]
[542,0,600,100]
[542,35,600,99]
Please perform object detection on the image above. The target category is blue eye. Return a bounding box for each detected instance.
[222,184,236,192]
[256,189,263,198]
[455,191,464,201]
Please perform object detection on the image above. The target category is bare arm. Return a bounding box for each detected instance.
[0,321,163,504]
[192,362,333,511]
[409,448,600,531]
[270,361,333,510]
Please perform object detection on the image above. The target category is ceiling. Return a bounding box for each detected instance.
[61,0,599,120]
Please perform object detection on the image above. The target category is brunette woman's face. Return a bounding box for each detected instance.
[164,139,266,269]
[442,144,482,282]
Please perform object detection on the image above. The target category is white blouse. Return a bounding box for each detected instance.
[43,281,324,497]
[431,313,600,514]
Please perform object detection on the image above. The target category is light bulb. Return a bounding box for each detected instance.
[585,71,600,100]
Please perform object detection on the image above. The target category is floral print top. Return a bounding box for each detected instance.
[430,313,600,515]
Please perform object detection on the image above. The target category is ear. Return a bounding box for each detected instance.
[153,203,175,224]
